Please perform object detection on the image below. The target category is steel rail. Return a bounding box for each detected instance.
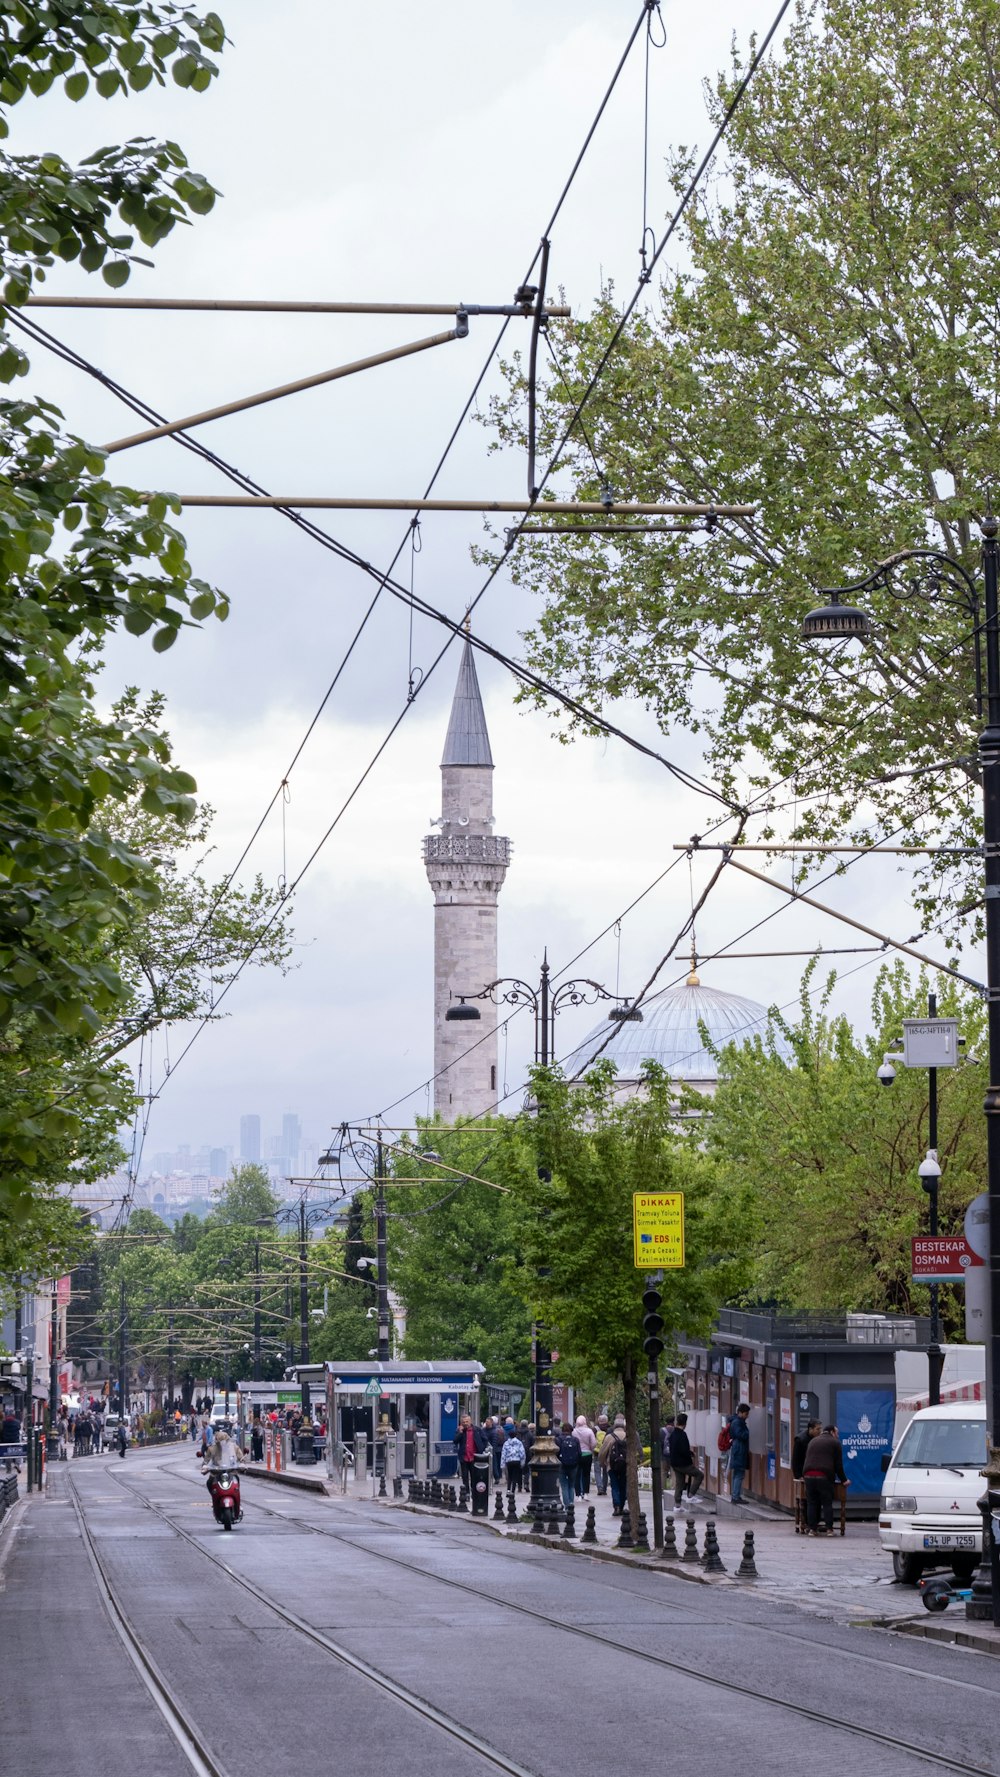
[66,1473,234,1777]
[112,1458,998,1775]
[86,1465,537,1777]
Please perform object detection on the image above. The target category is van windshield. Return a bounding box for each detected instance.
[893,1417,986,1468]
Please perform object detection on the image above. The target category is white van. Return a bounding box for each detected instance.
[879,1401,986,1584]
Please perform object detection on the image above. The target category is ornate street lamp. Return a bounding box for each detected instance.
[803,515,1000,1623]
[446,948,642,1524]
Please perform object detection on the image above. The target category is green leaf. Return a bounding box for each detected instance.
[102,260,130,289]
[64,71,89,101]
[151,625,177,652]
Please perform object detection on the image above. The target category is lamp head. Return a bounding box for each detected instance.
[608,1003,643,1024]
[802,591,872,641]
[445,998,481,1022]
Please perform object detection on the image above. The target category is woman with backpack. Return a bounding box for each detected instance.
[556,1421,581,1509]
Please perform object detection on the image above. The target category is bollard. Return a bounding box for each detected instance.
[632,1510,651,1553]
[736,1529,759,1579]
[456,1484,467,1513]
[506,1491,519,1524]
[393,1475,403,1498]
[493,1489,505,1521]
[447,1485,457,1511]
[378,1470,387,1498]
[562,1503,576,1540]
[616,1506,634,1550]
[701,1518,726,1573]
[661,1515,679,1559]
[431,1479,442,1507]
[681,1517,700,1562]
[544,1507,561,1537]
[581,1505,598,1544]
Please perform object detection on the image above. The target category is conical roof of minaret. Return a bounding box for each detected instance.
[441,638,493,767]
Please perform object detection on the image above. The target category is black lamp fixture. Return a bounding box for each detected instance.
[800,590,872,641]
[608,1002,644,1024]
[445,997,481,1022]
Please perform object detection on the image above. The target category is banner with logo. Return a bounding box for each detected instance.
[834,1387,894,1497]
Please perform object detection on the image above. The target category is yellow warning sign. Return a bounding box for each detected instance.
[632,1192,685,1269]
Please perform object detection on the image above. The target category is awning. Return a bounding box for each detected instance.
[896,1379,984,1412]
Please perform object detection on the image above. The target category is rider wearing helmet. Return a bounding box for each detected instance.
[201,1424,245,1492]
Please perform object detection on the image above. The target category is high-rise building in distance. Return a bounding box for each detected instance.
[282,1112,301,1167]
[240,1114,261,1163]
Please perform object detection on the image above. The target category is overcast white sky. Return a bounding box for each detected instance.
[17,3,976,1163]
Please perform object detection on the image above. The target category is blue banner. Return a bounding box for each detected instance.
[834,1387,894,1496]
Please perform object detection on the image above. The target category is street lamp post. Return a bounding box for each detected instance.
[447,950,643,1525]
[803,515,1000,1623]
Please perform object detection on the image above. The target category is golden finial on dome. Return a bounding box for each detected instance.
[686,939,700,987]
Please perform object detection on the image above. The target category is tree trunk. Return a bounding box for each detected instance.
[623,1356,640,1527]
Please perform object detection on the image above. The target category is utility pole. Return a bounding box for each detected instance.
[118,1278,127,1420]
[298,1197,311,1417]
[253,1235,262,1383]
[167,1308,175,1421]
[25,1346,34,1492]
[375,1132,390,1362]
[926,993,943,1408]
[48,1279,60,1459]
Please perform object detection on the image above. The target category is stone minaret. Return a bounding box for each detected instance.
[422,639,511,1119]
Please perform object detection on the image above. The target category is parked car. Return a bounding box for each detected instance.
[879,1401,986,1585]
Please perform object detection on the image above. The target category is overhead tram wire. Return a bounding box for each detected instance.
[28,4,791,1169]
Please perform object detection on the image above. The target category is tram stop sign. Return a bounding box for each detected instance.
[632,1192,685,1269]
[364,1379,382,1398]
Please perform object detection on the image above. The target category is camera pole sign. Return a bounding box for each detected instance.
[633,1192,685,1269]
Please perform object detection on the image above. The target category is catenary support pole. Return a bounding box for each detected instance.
[927,994,943,1408]
[299,1198,311,1419]
[376,1134,390,1363]
[968,517,1000,1625]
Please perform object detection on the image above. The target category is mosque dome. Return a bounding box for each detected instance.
[560,960,792,1090]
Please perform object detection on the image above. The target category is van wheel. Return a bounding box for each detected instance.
[892,1551,924,1585]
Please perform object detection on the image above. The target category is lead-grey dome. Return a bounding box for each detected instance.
[561,975,791,1085]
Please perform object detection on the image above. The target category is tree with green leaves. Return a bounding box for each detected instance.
[387,1123,532,1383]
[498,1066,739,1523]
[703,963,987,1322]
[309,1192,378,1365]
[0,2,230,1243]
[488,0,1000,937]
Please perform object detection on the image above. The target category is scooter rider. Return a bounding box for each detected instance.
[201,1425,245,1494]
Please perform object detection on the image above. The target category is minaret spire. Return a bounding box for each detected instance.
[423,643,510,1119]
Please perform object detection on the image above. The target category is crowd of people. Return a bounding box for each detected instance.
[453,1404,849,1530]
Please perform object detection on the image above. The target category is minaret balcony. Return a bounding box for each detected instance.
[422,833,512,865]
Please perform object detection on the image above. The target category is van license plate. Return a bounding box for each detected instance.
[922,1534,976,1550]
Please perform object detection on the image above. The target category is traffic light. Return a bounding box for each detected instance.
[642,1283,664,1360]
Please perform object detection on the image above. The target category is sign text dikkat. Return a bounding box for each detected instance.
[632,1192,685,1270]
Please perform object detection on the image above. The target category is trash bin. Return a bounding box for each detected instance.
[471,1452,492,1516]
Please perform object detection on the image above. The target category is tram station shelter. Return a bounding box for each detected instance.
[677,1309,937,1517]
[319,1360,484,1477]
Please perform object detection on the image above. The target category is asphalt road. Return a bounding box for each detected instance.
[5,1449,999,1777]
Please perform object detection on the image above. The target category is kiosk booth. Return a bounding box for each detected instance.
[322,1361,484,1481]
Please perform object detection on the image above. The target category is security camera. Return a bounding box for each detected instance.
[365,1307,376,1319]
[310,1309,325,1321]
[367,1348,378,1358]
[357,1257,373,1270]
[877,1054,899,1087]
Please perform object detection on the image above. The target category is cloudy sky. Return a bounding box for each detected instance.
[18,3,973,1166]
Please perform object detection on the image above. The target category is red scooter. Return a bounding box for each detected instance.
[205,1466,243,1532]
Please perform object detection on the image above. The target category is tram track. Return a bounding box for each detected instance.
[98,1455,999,1777]
[69,1464,536,1777]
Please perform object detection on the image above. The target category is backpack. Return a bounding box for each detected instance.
[608,1434,629,1473]
[558,1434,581,1468]
[717,1422,733,1454]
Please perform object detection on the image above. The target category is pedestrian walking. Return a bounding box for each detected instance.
[600,1414,630,1515]
[92,1410,104,1456]
[250,1415,264,1463]
[725,1402,751,1504]
[556,1422,581,1510]
[453,1413,489,1492]
[573,1415,596,1496]
[668,1413,704,1506]
[116,1420,128,1459]
[500,1428,526,1493]
[594,1413,610,1495]
[802,1423,848,1535]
